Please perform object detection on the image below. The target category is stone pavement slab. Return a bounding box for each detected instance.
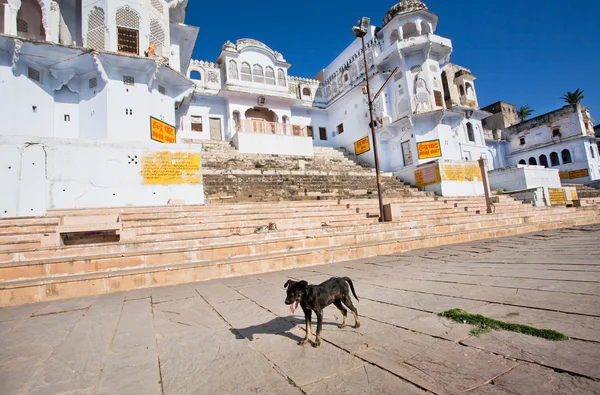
[1,225,600,394]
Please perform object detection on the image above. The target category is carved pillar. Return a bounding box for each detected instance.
[4,0,21,36]
[48,0,59,43]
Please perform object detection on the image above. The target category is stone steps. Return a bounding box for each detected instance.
[1,207,599,307]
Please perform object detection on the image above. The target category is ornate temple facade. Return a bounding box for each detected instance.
[0,0,598,216]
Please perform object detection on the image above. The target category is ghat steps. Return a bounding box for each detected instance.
[197,140,428,202]
[1,195,599,307]
[563,183,600,198]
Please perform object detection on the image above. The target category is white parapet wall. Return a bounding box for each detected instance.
[0,136,204,218]
[488,165,561,192]
[395,160,484,197]
[232,132,314,156]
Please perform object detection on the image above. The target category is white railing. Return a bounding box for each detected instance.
[237,120,309,137]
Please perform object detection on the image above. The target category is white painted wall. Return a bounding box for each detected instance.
[232,132,313,157]
[179,95,227,141]
[488,165,561,192]
[0,135,204,217]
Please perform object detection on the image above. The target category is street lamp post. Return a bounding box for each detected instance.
[353,18,385,222]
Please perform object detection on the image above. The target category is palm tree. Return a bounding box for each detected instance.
[517,105,535,122]
[561,89,585,105]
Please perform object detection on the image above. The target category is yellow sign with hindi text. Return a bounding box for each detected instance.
[354,136,371,156]
[548,188,566,205]
[150,117,176,144]
[417,140,442,159]
[141,152,202,185]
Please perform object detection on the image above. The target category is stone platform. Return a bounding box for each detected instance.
[1,225,599,394]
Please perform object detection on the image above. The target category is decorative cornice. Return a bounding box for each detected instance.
[288,76,321,85]
[92,52,108,83]
[190,59,218,69]
[49,67,76,91]
[11,39,23,73]
[220,39,286,62]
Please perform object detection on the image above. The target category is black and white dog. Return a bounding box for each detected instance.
[284,277,360,348]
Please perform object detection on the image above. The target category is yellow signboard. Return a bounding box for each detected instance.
[141,152,202,185]
[415,165,440,188]
[417,139,442,159]
[464,164,482,181]
[548,188,566,205]
[568,169,589,179]
[559,172,570,180]
[440,164,464,182]
[354,136,371,156]
[150,117,176,143]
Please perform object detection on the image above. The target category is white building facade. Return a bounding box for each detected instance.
[1,0,598,217]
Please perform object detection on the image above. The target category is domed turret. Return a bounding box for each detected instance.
[382,0,428,27]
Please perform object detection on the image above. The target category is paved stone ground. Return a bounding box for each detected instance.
[1,225,600,394]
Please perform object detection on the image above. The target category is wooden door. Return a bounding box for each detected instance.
[209,118,222,140]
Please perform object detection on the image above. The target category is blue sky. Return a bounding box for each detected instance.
[187,0,600,122]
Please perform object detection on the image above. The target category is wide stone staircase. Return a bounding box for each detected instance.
[198,140,427,202]
[1,194,599,307]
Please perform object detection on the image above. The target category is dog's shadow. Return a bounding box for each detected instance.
[230,316,341,342]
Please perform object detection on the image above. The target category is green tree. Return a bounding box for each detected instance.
[517,105,535,122]
[561,89,585,105]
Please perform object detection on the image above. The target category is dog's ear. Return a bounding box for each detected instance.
[284,280,293,289]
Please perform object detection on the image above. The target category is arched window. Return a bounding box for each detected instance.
[302,87,311,97]
[402,22,418,39]
[86,7,105,51]
[232,111,241,132]
[466,123,475,143]
[241,62,252,81]
[252,65,264,83]
[465,82,474,99]
[116,6,140,54]
[390,29,399,44]
[561,149,572,164]
[265,67,275,85]
[519,160,526,165]
[421,21,431,35]
[277,69,286,86]
[190,71,201,80]
[228,60,238,80]
[17,0,45,40]
[343,73,349,83]
[591,145,596,159]
[550,152,560,166]
[539,155,549,168]
[529,157,537,165]
[149,19,165,56]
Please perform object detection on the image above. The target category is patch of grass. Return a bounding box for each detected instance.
[439,309,568,341]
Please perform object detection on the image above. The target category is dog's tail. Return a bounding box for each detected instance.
[344,277,359,302]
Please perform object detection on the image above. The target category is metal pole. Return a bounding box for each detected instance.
[360,35,385,221]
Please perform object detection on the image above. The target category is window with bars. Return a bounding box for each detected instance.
[191,116,203,132]
[123,76,135,85]
[116,7,140,55]
[337,123,344,134]
[265,67,275,85]
[253,65,264,84]
[434,90,443,107]
[158,85,166,95]
[307,126,314,139]
[28,67,40,82]
[277,69,286,86]
[89,77,97,89]
[150,20,165,56]
[17,18,28,33]
[241,63,252,81]
[86,7,105,51]
[118,27,139,54]
[151,0,164,14]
